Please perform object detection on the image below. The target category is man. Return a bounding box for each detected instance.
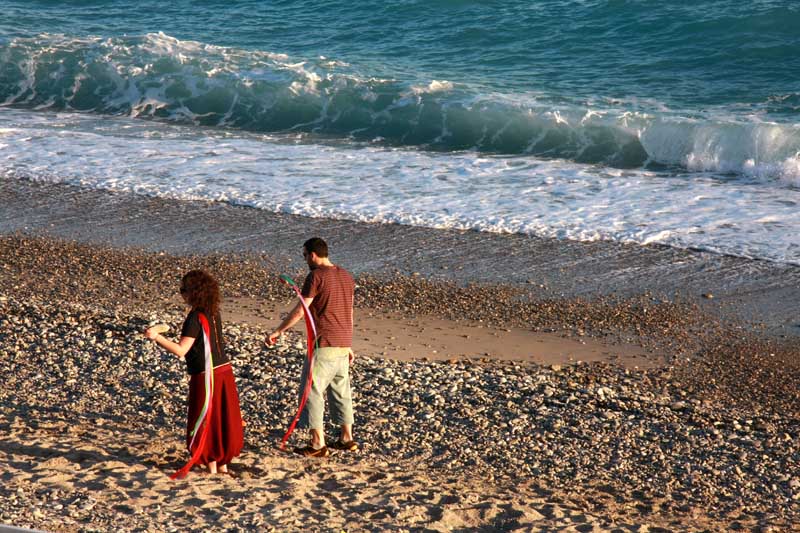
[266,237,357,457]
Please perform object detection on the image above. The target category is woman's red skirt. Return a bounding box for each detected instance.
[186,363,244,466]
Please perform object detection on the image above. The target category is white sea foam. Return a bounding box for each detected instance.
[410,80,454,95]
[1,108,799,265]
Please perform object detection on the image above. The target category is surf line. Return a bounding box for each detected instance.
[171,312,215,479]
[279,274,318,450]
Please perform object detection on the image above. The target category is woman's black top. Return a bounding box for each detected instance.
[181,309,230,375]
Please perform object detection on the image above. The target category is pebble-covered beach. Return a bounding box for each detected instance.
[2,234,800,532]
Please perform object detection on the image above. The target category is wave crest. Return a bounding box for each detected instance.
[1,32,799,181]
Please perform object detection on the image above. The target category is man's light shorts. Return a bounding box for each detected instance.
[298,346,354,430]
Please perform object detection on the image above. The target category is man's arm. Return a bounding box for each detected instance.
[348,302,355,364]
[266,297,313,345]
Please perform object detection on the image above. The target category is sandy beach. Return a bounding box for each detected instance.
[1,191,800,533]
[3,0,800,529]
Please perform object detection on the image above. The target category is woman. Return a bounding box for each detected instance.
[144,270,244,477]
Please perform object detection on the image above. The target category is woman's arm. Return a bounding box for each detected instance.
[144,327,195,358]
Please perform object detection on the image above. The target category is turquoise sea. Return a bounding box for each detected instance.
[1,1,799,262]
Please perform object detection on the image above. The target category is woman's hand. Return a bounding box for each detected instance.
[145,324,168,341]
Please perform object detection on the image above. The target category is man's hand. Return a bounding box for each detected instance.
[266,330,281,346]
[266,301,307,347]
[348,348,355,365]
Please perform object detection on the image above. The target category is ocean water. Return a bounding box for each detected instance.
[1,1,799,264]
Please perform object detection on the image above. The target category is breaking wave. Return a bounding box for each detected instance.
[1,32,799,182]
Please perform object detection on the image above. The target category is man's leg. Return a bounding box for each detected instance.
[295,356,333,453]
[310,427,325,449]
[327,354,356,449]
[305,374,329,449]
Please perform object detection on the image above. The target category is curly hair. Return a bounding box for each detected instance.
[180,270,221,316]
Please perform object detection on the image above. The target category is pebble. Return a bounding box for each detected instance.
[0,235,798,531]
[5,293,792,527]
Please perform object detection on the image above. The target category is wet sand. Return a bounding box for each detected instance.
[4,178,800,337]
[226,296,665,368]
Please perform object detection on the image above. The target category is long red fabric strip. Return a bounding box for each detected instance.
[280,277,318,450]
[171,313,214,479]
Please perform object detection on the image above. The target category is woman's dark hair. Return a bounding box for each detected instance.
[303,237,328,258]
[180,270,221,316]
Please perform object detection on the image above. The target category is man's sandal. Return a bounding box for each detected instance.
[330,440,359,452]
[293,445,330,457]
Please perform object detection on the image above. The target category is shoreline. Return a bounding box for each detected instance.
[3,178,800,338]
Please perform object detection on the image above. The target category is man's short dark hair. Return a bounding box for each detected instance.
[304,237,329,258]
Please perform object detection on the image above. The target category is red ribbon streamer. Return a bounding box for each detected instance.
[279,276,318,450]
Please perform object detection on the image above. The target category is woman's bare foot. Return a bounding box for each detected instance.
[208,461,218,474]
[219,464,228,474]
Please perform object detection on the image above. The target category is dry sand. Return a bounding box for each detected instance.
[3,417,709,533]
